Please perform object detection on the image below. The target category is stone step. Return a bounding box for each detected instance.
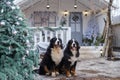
[113,51,120,58]
[79,46,103,60]
[80,46,103,50]
[37,45,104,60]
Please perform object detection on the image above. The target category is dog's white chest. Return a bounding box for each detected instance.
[69,51,78,66]
[51,48,63,65]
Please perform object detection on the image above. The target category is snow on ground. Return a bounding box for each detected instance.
[77,58,120,77]
[35,58,120,80]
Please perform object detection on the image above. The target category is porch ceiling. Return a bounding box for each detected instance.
[17,0,108,12]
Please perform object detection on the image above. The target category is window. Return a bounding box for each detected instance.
[111,0,120,24]
[105,0,120,24]
[32,11,57,27]
[111,0,120,17]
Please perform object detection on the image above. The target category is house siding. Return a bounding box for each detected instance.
[113,24,120,47]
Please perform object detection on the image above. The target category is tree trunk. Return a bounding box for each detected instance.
[106,0,113,60]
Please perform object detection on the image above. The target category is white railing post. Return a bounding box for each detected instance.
[55,31,58,38]
[63,30,67,44]
[44,30,47,42]
[34,33,37,48]
[50,31,53,40]
[39,31,42,43]
[66,27,71,44]
[60,30,64,43]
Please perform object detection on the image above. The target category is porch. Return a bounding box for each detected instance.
[29,26,103,60]
[16,0,120,49]
[29,25,120,59]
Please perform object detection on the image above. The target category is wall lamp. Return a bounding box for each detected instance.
[74,0,77,9]
[64,10,68,16]
[83,10,89,16]
[46,0,50,9]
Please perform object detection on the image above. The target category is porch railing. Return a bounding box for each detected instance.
[29,27,71,52]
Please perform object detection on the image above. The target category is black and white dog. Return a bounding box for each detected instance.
[38,37,63,77]
[60,39,80,77]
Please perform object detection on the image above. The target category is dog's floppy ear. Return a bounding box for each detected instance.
[50,37,54,43]
[61,44,63,49]
[77,45,80,51]
[49,37,56,48]
[59,38,63,49]
[66,40,71,49]
[76,41,80,51]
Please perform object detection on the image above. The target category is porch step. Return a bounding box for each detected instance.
[113,47,120,52]
[79,46,103,60]
[113,51,120,58]
[36,43,103,60]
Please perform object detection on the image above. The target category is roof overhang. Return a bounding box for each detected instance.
[17,0,109,12]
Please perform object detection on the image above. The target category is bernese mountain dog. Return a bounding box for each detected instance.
[38,37,63,77]
[60,39,80,77]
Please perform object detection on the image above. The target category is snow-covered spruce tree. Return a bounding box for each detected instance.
[0,0,39,80]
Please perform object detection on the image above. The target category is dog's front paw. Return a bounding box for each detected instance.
[56,71,59,75]
[46,72,50,76]
[67,74,71,77]
[73,73,77,76]
[71,71,77,76]
[66,71,71,77]
[71,68,77,76]
[51,72,56,77]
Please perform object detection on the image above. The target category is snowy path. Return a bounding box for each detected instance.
[35,58,120,80]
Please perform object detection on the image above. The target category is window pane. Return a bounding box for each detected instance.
[76,24,80,32]
[111,0,120,24]
[71,24,75,32]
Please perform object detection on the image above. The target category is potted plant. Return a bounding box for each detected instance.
[94,36,104,46]
[60,16,66,26]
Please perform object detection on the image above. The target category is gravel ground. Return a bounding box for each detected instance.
[35,58,120,80]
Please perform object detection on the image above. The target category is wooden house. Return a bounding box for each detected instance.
[15,0,120,58]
